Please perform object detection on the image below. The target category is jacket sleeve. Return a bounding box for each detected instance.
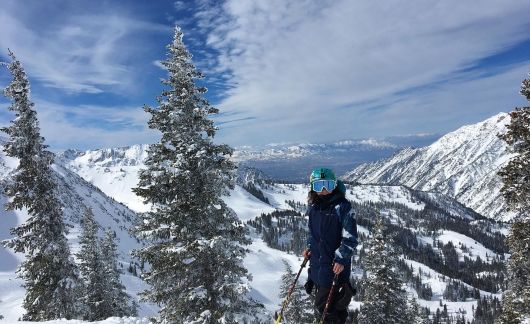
[306,207,312,251]
[334,203,358,266]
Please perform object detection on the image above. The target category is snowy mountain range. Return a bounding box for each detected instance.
[0,142,303,322]
[57,112,515,222]
[54,136,508,322]
[0,112,515,322]
[344,113,516,221]
[233,135,441,181]
[57,134,441,184]
[35,162,510,322]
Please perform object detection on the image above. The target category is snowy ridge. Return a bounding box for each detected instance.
[58,147,148,213]
[61,145,149,168]
[0,155,507,322]
[0,147,302,322]
[344,113,516,221]
[57,141,508,307]
[59,138,395,167]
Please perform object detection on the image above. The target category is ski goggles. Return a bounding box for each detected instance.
[311,179,336,193]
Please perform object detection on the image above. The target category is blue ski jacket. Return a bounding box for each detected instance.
[307,183,358,287]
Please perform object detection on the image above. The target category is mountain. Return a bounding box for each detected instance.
[234,135,441,182]
[245,182,508,323]
[57,141,508,322]
[57,134,440,185]
[343,113,516,221]
[0,143,292,322]
[1,128,507,322]
[56,145,510,323]
[59,145,150,212]
[56,140,396,205]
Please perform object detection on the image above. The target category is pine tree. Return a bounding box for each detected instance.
[498,82,530,214]
[495,219,530,324]
[101,228,137,318]
[406,297,430,324]
[277,260,313,324]
[77,208,108,320]
[496,72,530,324]
[0,50,80,320]
[132,27,266,323]
[358,215,410,324]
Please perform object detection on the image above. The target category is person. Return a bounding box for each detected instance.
[303,167,358,324]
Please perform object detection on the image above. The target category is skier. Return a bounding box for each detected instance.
[303,167,358,324]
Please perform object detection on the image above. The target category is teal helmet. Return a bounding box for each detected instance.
[310,167,336,184]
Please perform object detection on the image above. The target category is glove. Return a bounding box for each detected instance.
[304,279,314,295]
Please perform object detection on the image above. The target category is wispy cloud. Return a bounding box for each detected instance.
[28,99,158,150]
[2,1,529,150]
[196,0,530,145]
[0,0,168,94]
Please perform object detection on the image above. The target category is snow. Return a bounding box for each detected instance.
[8,318,151,324]
[67,164,148,213]
[403,259,501,322]
[437,230,500,262]
[222,185,276,221]
[347,185,425,211]
[244,229,307,312]
[344,113,518,221]
[260,183,308,210]
[0,156,157,322]
[0,142,511,323]
[356,225,370,237]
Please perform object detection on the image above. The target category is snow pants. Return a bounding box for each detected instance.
[314,282,355,324]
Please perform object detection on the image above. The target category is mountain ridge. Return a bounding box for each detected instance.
[344,112,516,221]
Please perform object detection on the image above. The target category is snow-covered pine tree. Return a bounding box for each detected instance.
[495,221,530,324]
[0,50,80,320]
[132,27,267,323]
[101,228,137,318]
[358,215,410,324]
[498,76,530,215]
[76,208,108,321]
[406,297,430,324]
[496,73,530,324]
[277,260,313,323]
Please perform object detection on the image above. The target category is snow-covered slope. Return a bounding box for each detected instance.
[8,138,505,323]
[60,145,149,212]
[0,146,307,322]
[344,113,516,221]
[0,147,157,322]
[245,181,506,323]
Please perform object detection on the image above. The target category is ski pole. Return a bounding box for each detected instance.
[274,257,309,324]
[319,272,339,324]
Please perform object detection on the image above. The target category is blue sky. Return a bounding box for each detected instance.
[0,0,529,150]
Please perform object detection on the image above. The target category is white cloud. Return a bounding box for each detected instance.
[13,99,159,150]
[198,0,530,145]
[213,60,530,146]
[0,0,168,94]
